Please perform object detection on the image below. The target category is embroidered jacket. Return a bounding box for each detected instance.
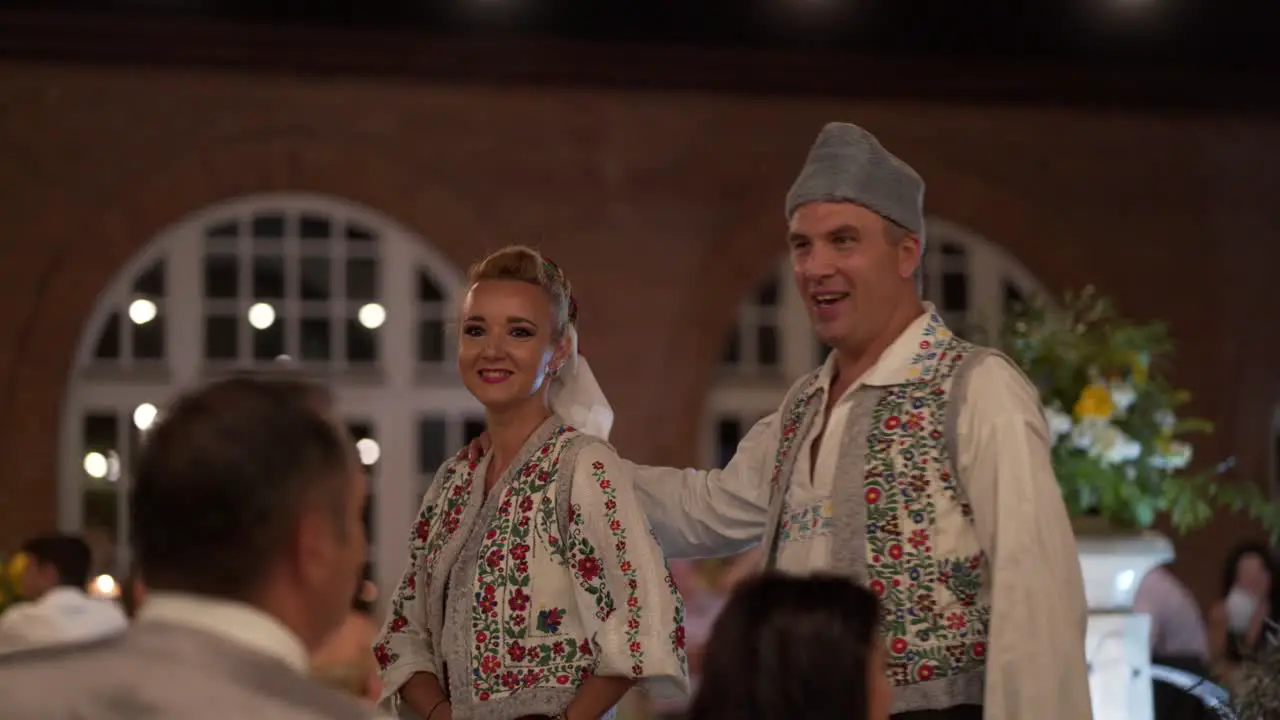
[758,319,991,711]
[374,417,688,720]
[628,307,1093,720]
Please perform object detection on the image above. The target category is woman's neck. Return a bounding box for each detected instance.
[484,398,552,488]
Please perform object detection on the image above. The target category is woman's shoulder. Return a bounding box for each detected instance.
[557,428,620,468]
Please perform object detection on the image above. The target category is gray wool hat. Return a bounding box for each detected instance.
[784,122,925,236]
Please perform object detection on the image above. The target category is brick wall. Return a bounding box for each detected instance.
[1,59,1277,605]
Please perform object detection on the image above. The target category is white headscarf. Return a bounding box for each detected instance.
[548,324,614,441]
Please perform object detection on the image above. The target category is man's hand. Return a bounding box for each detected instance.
[461,431,490,461]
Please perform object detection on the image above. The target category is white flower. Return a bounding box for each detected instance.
[1108,380,1138,415]
[1043,404,1073,443]
[1150,440,1193,471]
[1071,418,1142,466]
[1154,409,1177,433]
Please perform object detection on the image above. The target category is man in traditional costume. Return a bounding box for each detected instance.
[627,123,1093,719]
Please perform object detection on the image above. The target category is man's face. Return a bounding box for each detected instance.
[787,201,921,351]
[295,421,368,646]
[18,558,58,600]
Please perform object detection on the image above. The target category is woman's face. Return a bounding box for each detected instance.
[458,280,564,411]
[867,640,893,720]
[1236,552,1273,598]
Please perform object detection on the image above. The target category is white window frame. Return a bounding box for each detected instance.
[702,217,1049,466]
[59,192,480,596]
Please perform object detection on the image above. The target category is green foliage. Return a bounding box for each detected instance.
[1002,287,1280,541]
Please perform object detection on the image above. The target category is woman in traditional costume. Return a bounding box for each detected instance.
[374,246,687,720]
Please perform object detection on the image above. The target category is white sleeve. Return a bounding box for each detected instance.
[955,356,1093,720]
[566,442,689,700]
[624,413,779,558]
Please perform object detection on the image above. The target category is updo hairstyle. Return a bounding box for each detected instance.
[467,245,575,339]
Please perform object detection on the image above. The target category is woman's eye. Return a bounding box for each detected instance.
[510,327,533,339]
[462,325,483,337]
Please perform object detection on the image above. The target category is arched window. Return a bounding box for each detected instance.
[705,218,1049,466]
[60,194,481,595]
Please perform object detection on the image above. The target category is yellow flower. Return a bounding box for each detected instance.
[1074,383,1115,420]
[7,552,29,585]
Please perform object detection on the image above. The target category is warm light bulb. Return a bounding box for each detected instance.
[247,302,276,330]
[358,303,386,330]
[128,298,157,325]
[133,403,158,431]
[356,438,381,466]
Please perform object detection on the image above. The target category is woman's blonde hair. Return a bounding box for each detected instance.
[467,245,576,337]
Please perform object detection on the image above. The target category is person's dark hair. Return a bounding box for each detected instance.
[20,534,91,589]
[131,374,353,601]
[690,573,881,720]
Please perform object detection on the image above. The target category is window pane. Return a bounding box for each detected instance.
[418,417,448,475]
[941,242,964,257]
[346,319,378,363]
[300,318,331,361]
[205,220,238,239]
[204,316,238,360]
[464,418,486,445]
[94,312,121,360]
[942,272,968,312]
[300,257,331,301]
[83,487,119,574]
[1003,279,1026,311]
[721,327,741,365]
[361,494,374,545]
[253,318,286,361]
[204,254,239,299]
[715,418,743,469]
[83,413,118,456]
[132,308,165,360]
[347,421,374,443]
[346,223,375,243]
[346,258,378,301]
[757,324,779,367]
[418,271,444,302]
[755,277,779,307]
[253,255,286,299]
[299,213,332,242]
[132,259,166,298]
[251,213,286,240]
[418,319,445,363]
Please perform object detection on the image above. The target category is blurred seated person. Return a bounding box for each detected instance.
[689,574,891,720]
[312,564,381,701]
[1135,564,1209,671]
[0,533,127,654]
[1135,564,1216,719]
[1208,543,1280,692]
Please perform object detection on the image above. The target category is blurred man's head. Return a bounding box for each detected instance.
[17,534,92,600]
[131,374,366,650]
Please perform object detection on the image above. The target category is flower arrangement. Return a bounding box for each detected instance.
[1002,286,1280,538]
[0,551,28,615]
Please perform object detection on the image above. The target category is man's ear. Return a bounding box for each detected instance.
[898,233,923,280]
[293,509,333,587]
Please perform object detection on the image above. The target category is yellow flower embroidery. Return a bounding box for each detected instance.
[1073,383,1114,420]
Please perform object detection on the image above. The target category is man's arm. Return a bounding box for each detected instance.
[622,413,780,559]
[956,356,1093,720]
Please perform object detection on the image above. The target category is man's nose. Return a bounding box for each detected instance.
[799,244,838,281]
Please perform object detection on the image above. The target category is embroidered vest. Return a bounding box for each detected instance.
[761,328,995,713]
